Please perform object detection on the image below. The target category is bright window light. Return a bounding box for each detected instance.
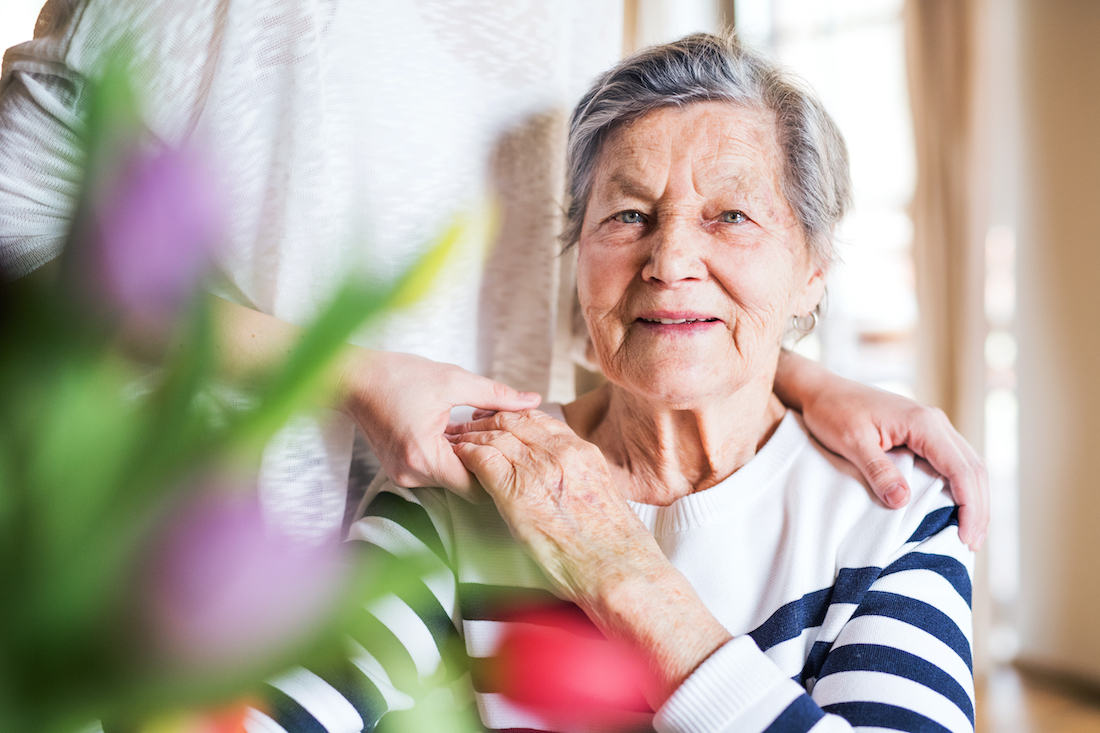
[737,0,918,396]
[0,1,42,60]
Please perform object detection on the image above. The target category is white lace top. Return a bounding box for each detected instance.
[0,0,621,538]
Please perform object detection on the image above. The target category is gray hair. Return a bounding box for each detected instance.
[563,33,851,266]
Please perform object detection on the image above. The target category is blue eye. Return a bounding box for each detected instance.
[614,210,645,224]
[720,210,747,224]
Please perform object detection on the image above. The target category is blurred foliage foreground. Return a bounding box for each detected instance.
[0,58,466,733]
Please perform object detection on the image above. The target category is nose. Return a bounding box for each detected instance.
[641,216,707,285]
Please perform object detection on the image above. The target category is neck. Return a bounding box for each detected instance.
[564,375,786,506]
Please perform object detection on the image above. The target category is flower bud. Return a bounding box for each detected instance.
[90,147,222,319]
[141,489,345,673]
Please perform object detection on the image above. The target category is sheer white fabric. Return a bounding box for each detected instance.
[0,0,621,540]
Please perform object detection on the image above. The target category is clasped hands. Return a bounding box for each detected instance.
[338,351,987,551]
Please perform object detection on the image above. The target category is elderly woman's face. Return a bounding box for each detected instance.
[577,101,826,407]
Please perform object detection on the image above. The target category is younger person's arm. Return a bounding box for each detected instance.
[773,350,988,550]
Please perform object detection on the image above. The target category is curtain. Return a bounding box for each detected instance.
[904,0,994,678]
[904,0,989,442]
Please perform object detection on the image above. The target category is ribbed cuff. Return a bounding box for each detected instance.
[653,636,788,733]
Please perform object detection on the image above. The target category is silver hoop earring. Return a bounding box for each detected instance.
[792,311,818,335]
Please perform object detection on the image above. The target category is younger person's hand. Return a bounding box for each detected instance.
[775,351,989,551]
[337,350,541,501]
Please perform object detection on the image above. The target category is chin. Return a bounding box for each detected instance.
[617,361,729,408]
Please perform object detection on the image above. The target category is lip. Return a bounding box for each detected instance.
[635,310,722,323]
[634,310,723,331]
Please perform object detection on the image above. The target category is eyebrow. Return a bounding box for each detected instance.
[605,167,765,201]
[604,170,656,200]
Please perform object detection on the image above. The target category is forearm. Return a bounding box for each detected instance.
[772,348,832,413]
[119,293,362,407]
[207,294,309,385]
[593,562,732,710]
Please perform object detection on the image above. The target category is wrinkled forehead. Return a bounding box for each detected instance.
[592,101,787,200]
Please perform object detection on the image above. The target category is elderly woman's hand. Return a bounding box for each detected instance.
[446,409,659,602]
[775,350,989,550]
[447,410,733,708]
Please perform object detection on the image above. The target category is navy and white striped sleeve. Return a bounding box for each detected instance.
[654,503,974,733]
[245,485,466,733]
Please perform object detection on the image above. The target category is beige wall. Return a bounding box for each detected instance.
[1017,0,1100,683]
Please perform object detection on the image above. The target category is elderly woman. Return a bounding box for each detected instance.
[258,35,973,733]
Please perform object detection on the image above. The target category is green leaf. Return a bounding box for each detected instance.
[82,45,143,178]
[390,214,466,308]
[227,215,471,452]
[18,357,147,635]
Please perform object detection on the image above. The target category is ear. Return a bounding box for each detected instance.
[792,257,828,318]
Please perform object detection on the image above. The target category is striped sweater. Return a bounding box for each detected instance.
[246,410,974,733]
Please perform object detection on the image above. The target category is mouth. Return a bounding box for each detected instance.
[638,316,719,325]
[634,312,722,330]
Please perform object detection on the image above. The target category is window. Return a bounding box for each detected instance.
[738,0,919,397]
[0,1,41,60]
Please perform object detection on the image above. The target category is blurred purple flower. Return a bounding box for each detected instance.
[92,147,222,317]
[142,489,346,672]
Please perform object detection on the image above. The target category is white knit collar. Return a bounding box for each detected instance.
[544,404,808,536]
[626,410,807,536]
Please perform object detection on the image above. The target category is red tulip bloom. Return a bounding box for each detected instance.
[485,607,655,730]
